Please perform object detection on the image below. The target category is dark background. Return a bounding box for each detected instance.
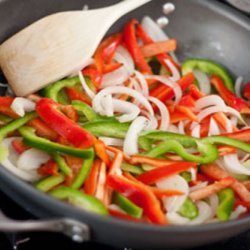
[0,1,249,249]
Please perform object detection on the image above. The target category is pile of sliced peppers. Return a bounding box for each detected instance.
[0,16,250,226]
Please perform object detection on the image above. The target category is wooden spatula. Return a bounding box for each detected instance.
[0,0,151,96]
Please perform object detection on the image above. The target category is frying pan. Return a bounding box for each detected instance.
[0,0,250,249]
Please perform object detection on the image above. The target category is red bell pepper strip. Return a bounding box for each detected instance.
[149,72,195,102]
[201,164,250,203]
[123,19,152,74]
[28,118,58,141]
[175,105,198,122]
[211,75,250,113]
[84,159,101,195]
[94,140,111,166]
[179,94,196,108]
[136,23,180,71]
[82,67,103,89]
[60,105,79,122]
[140,39,177,58]
[107,174,166,224]
[94,33,122,73]
[65,87,92,106]
[129,155,178,167]
[38,159,59,176]
[243,81,250,100]
[36,98,95,148]
[221,128,250,142]
[0,97,19,118]
[188,84,204,100]
[137,162,197,185]
[12,139,30,154]
[189,177,235,201]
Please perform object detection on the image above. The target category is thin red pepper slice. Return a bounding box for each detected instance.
[94,33,122,73]
[36,98,95,148]
[123,19,152,74]
[82,67,103,89]
[65,87,92,106]
[38,159,59,176]
[12,139,30,154]
[107,174,166,224]
[221,128,250,142]
[0,96,19,118]
[136,23,180,71]
[188,84,204,100]
[137,162,197,185]
[211,75,250,113]
[243,81,250,100]
[94,140,111,166]
[179,94,196,108]
[150,72,195,102]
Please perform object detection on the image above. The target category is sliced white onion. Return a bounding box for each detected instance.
[164,59,180,82]
[101,66,129,88]
[208,194,219,219]
[223,153,250,175]
[1,138,41,182]
[191,124,201,138]
[178,121,185,134]
[145,75,182,105]
[157,175,189,213]
[230,205,247,220]
[99,137,124,147]
[78,71,95,99]
[113,99,140,123]
[235,76,244,98]
[189,182,208,192]
[188,201,212,225]
[108,204,126,213]
[114,46,135,75]
[134,70,149,97]
[208,118,221,136]
[189,168,197,181]
[167,212,190,225]
[194,95,226,112]
[193,70,211,95]
[16,148,51,171]
[148,97,170,130]
[100,94,114,117]
[93,86,154,117]
[167,124,179,133]
[11,97,35,117]
[141,16,168,42]
[123,116,149,156]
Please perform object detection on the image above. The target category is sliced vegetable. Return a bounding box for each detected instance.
[178,198,198,220]
[36,174,65,192]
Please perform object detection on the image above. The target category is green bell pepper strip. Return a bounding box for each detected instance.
[179,198,198,220]
[83,121,130,139]
[203,136,250,154]
[71,153,94,189]
[72,100,116,122]
[19,126,94,159]
[121,163,144,175]
[50,186,108,216]
[144,140,218,164]
[216,188,235,221]
[0,112,37,140]
[36,174,65,192]
[42,77,80,103]
[180,172,192,183]
[0,114,12,123]
[113,192,143,218]
[53,153,72,176]
[181,58,234,92]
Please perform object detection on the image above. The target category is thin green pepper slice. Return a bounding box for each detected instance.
[113,192,143,218]
[36,174,65,192]
[181,58,234,92]
[0,112,37,140]
[71,153,94,189]
[179,198,198,220]
[121,163,144,175]
[43,77,80,103]
[83,121,130,139]
[216,188,235,221]
[53,153,72,176]
[19,126,93,159]
[144,140,218,164]
[72,100,116,122]
[50,187,108,216]
[203,135,250,153]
